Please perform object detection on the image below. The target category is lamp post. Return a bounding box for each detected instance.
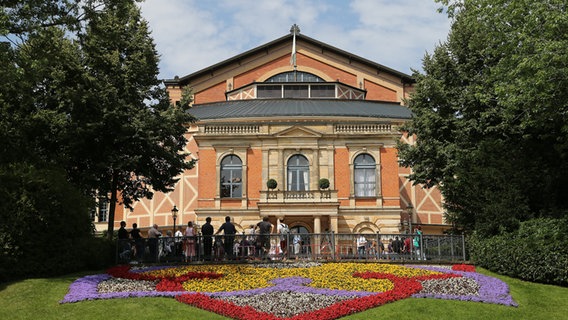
[171,205,179,236]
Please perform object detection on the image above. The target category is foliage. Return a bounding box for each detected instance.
[398,0,568,236]
[1,0,196,248]
[74,1,196,239]
[318,178,330,190]
[267,178,278,190]
[469,218,568,286]
[0,0,195,280]
[0,163,106,281]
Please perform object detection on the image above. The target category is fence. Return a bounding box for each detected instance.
[116,232,466,264]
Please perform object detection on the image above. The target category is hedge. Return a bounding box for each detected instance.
[468,217,568,286]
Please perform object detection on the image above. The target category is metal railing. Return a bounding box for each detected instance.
[116,232,466,264]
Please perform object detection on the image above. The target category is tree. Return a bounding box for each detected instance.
[1,0,196,244]
[74,1,196,240]
[398,0,568,236]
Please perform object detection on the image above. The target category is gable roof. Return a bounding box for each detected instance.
[187,99,412,121]
[165,32,415,86]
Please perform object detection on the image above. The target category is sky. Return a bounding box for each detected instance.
[138,0,452,80]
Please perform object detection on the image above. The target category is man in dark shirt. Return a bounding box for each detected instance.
[201,217,214,261]
[392,236,402,255]
[118,221,129,239]
[130,223,144,260]
[215,216,236,260]
[117,221,130,261]
[255,217,273,259]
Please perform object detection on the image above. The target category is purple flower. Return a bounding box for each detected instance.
[411,265,518,307]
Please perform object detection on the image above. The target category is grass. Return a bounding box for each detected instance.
[0,267,566,320]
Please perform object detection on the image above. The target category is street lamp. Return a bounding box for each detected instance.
[171,205,179,235]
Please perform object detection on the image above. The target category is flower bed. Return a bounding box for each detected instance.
[61,262,517,319]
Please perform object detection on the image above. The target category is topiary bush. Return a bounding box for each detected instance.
[266,178,277,190]
[469,217,568,286]
[318,178,330,190]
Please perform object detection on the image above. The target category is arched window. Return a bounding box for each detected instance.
[354,154,376,197]
[220,155,242,198]
[265,71,324,82]
[287,155,309,191]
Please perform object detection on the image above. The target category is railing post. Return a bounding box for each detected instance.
[376,231,381,260]
[286,232,291,260]
[450,235,455,261]
[437,236,441,260]
[331,231,336,261]
[462,234,466,261]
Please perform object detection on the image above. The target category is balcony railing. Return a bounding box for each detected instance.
[259,190,337,203]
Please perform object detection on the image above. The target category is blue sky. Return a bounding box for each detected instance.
[139,0,452,80]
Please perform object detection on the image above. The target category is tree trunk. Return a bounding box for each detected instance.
[106,171,119,241]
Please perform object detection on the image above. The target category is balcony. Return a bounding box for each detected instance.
[259,190,338,203]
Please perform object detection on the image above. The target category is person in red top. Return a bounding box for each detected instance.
[403,236,412,256]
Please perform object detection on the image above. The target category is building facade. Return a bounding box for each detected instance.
[105,26,447,236]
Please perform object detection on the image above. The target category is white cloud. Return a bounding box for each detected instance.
[139,0,451,79]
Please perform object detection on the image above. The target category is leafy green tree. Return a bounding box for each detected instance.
[2,0,196,253]
[398,0,568,236]
[74,1,196,239]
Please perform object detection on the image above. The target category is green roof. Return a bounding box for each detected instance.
[188,99,412,121]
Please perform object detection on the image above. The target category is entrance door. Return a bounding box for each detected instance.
[290,225,311,255]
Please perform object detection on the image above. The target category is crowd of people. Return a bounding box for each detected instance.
[116,216,278,263]
[117,218,425,263]
[353,226,424,260]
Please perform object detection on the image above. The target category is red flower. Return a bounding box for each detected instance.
[452,264,476,272]
[176,272,434,320]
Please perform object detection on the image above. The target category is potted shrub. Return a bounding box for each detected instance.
[318,178,330,190]
[266,178,278,190]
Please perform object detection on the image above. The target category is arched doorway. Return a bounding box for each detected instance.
[290,225,311,255]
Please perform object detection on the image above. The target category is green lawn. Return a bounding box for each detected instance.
[0,268,566,320]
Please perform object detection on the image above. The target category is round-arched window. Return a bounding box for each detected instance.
[354,153,376,197]
[287,155,309,191]
[220,155,242,198]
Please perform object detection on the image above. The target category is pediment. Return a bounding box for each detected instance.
[274,126,322,138]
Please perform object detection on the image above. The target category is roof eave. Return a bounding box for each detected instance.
[164,33,415,86]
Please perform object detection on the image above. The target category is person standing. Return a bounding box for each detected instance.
[356,235,367,259]
[118,221,129,240]
[277,219,289,257]
[183,221,195,262]
[215,216,237,260]
[293,229,302,258]
[201,217,214,261]
[147,224,162,262]
[130,223,144,260]
[174,226,184,256]
[413,226,423,260]
[392,236,402,255]
[255,217,273,260]
[244,224,256,258]
[117,221,130,261]
[403,236,412,256]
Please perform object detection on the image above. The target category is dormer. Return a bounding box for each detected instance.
[226,71,366,101]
